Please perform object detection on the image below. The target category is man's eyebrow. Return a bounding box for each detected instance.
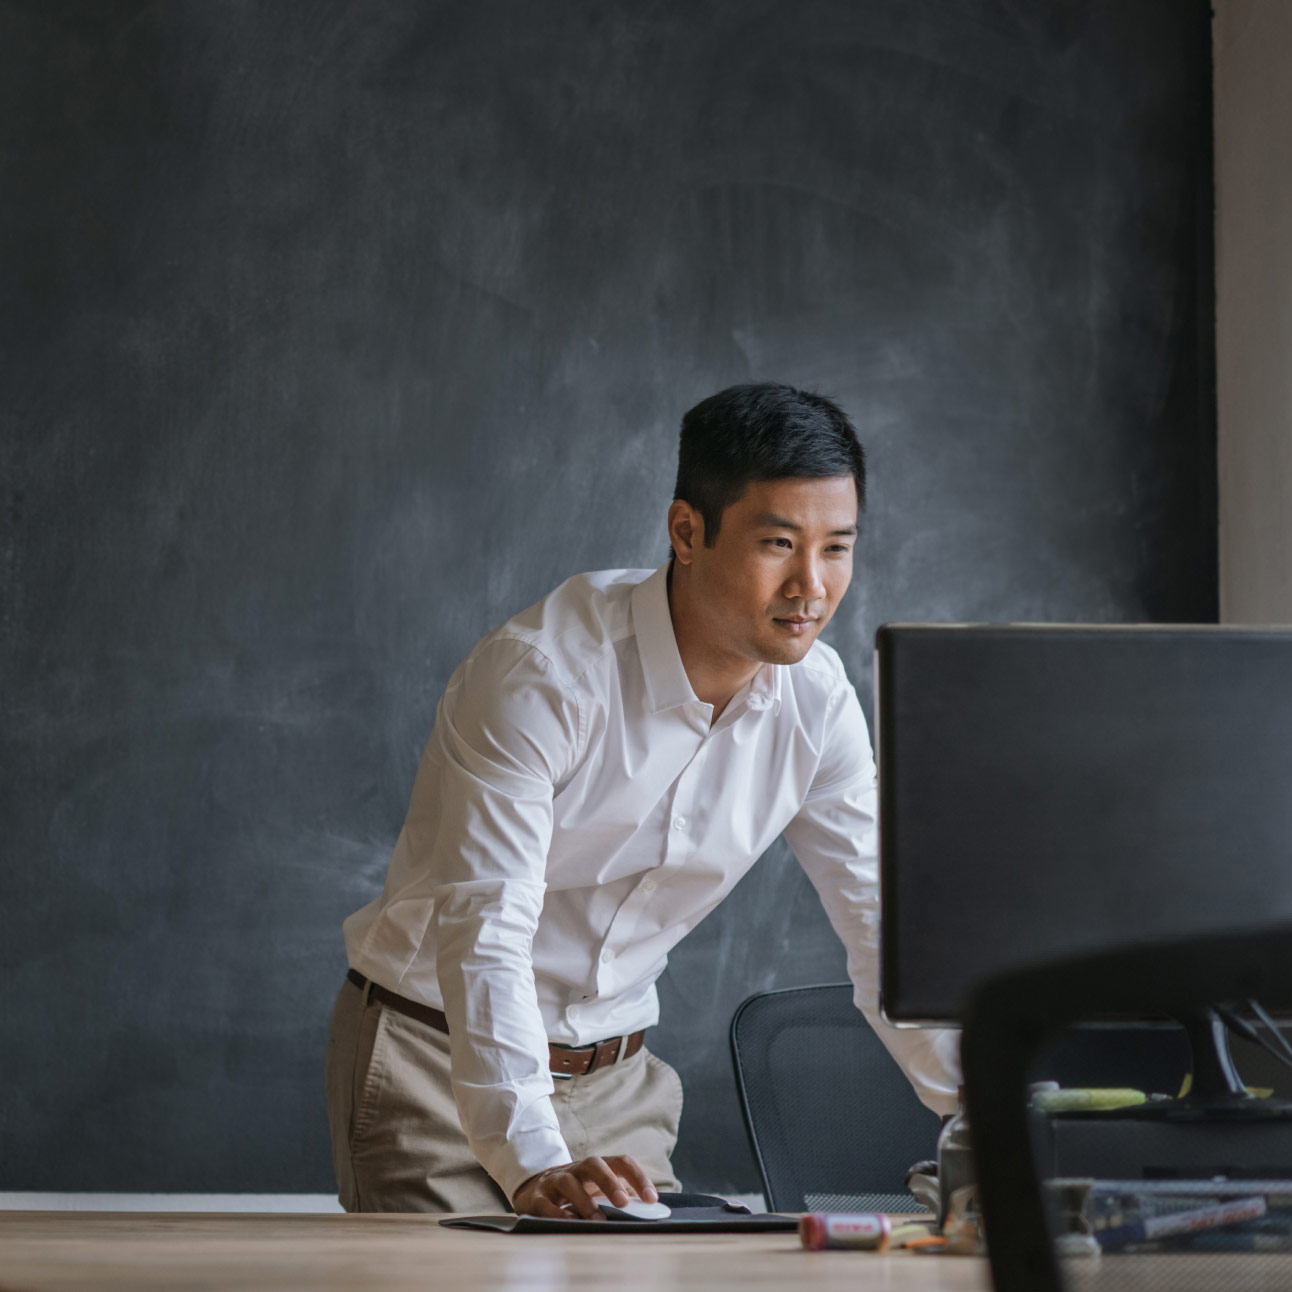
[754,513,859,537]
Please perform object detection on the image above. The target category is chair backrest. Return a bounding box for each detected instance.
[729,983,941,1213]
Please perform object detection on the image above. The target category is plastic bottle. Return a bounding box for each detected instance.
[936,1088,976,1228]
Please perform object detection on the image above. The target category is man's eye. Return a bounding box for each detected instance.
[765,537,792,548]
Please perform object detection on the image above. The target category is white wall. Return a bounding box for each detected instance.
[1215,0,1292,623]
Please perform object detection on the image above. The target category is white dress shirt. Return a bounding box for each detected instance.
[344,565,959,1199]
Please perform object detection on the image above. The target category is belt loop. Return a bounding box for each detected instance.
[613,1035,626,1064]
[349,968,373,1008]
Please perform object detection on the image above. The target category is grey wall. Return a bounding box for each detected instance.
[1215,0,1292,624]
[1,0,1214,1195]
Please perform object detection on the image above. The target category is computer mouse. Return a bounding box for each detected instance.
[596,1197,672,1221]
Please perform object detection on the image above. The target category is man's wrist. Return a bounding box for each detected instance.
[484,1131,574,1204]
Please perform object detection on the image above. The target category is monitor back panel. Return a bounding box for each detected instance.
[876,625,1292,1023]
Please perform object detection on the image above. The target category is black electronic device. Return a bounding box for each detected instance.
[876,624,1292,1110]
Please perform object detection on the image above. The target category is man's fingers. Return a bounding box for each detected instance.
[514,1169,597,1219]
[550,1170,605,1219]
[514,1156,662,1218]
[606,1154,659,1203]
[526,1194,570,1220]
[575,1155,632,1207]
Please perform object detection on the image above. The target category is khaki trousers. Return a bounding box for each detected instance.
[325,977,684,1212]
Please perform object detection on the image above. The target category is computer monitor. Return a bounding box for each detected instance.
[876,624,1292,1030]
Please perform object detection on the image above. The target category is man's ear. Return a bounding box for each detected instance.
[667,500,702,565]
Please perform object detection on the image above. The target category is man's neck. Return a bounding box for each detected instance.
[666,563,761,723]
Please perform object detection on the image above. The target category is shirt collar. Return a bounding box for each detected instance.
[747,658,781,713]
[631,565,697,714]
[631,564,782,717]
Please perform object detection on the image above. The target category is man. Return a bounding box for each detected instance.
[326,382,959,1217]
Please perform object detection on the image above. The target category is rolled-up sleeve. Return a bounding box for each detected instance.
[404,636,582,1199]
[783,683,961,1117]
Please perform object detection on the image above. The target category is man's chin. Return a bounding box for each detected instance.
[757,632,817,666]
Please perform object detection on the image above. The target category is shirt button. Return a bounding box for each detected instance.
[672,816,686,830]
[601,949,615,964]
[568,1005,580,1019]
[641,879,656,893]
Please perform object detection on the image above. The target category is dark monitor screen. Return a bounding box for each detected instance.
[876,625,1292,1025]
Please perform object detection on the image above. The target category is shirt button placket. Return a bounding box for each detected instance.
[662,762,697,871]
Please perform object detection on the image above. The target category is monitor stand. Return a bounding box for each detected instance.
[1119,1007,1292,1121]
[1045,1007,1292,1180]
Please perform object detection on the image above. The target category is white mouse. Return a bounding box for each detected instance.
[595,1197,672,1221]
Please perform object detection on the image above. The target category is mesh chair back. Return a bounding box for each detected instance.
[730,983,941,1213]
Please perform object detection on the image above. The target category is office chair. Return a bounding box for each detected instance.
[730,984,1190,1215]
[730,983,941,1213]
[963,925,1292,1292]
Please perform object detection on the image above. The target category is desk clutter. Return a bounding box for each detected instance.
[1051,1178,1292,1258]
[796,1079,1292,1265]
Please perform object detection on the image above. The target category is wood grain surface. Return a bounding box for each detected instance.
[0,1211,991,1291]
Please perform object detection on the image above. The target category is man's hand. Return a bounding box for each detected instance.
[512,1155,659,1219]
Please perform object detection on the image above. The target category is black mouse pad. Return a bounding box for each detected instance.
[440,1192,798,1234]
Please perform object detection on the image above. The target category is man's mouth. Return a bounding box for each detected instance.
[773,615,817,635]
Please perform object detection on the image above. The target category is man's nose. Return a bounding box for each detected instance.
[785,553,827,604]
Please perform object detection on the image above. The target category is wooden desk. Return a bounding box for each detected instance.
[0,1211,992,1291]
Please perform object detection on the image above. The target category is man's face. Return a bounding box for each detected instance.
[678,475,858,668]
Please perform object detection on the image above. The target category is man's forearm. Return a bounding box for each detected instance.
[433,880,572,1199]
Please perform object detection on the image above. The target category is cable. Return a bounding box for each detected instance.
[1249,999,1292,1068]
[1214,1002,1266,1049]
[1213,1001,1292,1073]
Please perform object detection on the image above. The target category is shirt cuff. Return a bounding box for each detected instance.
[480,1124,574,1205]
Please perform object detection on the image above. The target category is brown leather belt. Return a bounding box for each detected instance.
[346,969,645,1077]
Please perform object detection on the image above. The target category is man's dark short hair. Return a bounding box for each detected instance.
[673,382,866,546]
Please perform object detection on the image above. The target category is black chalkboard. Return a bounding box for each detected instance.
[0,0,1214,1195]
